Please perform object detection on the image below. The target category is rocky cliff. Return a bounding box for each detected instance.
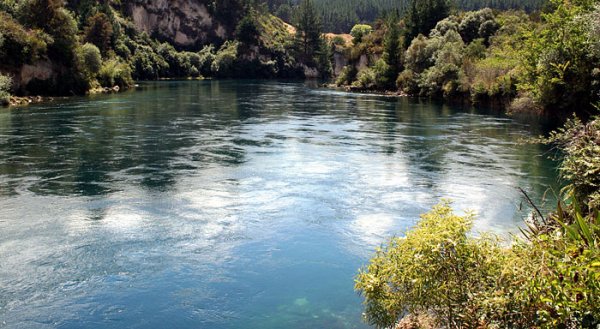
[125,0,234,49]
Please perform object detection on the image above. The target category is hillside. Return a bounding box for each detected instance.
[0,0,302,99]
[267,0,548,33]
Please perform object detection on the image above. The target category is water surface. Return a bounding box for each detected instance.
[0,81,558,328]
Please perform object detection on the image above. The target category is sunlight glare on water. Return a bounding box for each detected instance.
[0,81,558,329]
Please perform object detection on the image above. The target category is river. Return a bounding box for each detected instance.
[0,80,558,328]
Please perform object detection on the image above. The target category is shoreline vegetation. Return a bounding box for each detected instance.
[356,116,600,329]
[0,0,597,122]
[1,0,599,328]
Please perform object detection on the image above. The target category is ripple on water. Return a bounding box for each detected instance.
[0,81,559,329]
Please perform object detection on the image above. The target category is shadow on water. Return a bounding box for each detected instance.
[0,81,257,196]
[0,80,560,329]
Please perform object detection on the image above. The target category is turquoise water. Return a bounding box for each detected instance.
[0,81,558,328]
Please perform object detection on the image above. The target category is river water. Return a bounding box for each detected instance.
[0,81,558,328]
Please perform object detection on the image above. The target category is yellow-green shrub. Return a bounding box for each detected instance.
[355,201,505,328]
[98,59,133,89]
[0,73,11,105]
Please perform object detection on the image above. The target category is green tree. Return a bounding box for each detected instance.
[235,13,259,45]
[18,0,78,61]
[355,201,504,328]
[350,24,373,43]
[382,13,402,88]
[0,73,12,105]
[294,0,323,63]
[275,3,293,22]
[405,0,451,46]
[76,43,102,79]
[518,0,599,117]
[83,12,114,55]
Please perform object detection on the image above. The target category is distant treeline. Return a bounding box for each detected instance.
[265,0,548,32]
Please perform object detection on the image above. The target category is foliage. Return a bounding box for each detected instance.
[588,4,600,60]
[396,69,419,94]
[76,43,102,80]
[405,0,451,46]
[0,73,12,105]
[404,34,435,74]
[527,204,600,328]
[97,59,133,89]
[268,0,545,33]
[380,14,402,89]
[18,0,78,61]
[0,11,51,66]
[335,65,357,85]
[0,0,306,96]
[356,115,600,328]
[198,45,217,77]
[236,14,260,45]
[83,12,114,55]
[458,8,499,44]
[355,201,505,328]
[294,0,323,63]
[0,0,18,15]
[356,199,600,328]
[517,0,600,117]
[352,67,376,89]
[130,43,169,80]
[544,116,600,209]
[350,24,373,43]
[211,40,240,77]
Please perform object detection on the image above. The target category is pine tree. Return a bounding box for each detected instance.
[294,0,322,62]
[383,12,402,86]
[404,0,450,45]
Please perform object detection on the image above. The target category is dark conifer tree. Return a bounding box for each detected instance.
[294,0,322,62]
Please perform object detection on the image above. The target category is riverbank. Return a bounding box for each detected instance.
[4,85,128,108]
[0,80,560,329]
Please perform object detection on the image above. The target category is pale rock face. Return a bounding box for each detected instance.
[357,54,369,71]
[17,60,55,90]
[303,65,320,79]
[127,0,226,48]
[333,52,348,77]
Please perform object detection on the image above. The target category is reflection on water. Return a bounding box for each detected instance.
[0,81,558,328]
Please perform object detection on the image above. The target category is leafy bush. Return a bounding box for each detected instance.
[470,56,517,100]
[350,24,373,44]
[356,115,600,328]
[355,201,505,328]
[131,44,168,80]
[545,116,600,208]
[0,73,12,105]
[197,45,216,77]
[18,0,78,62]
[464,38,486,60]
[351,67,376,89]
[417,31,466,97]
[404,34,435,74]
[98,59,133,89]
[335,65,357,86]
[519,0,599,116]
[429,16,459,38]
[527,205,600,328]
[0,12,50,66]
[211,40,239,77]
[396,69,419,94]
[356,199,600,329]
[458,8,498,44]
[76,43,102,79]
